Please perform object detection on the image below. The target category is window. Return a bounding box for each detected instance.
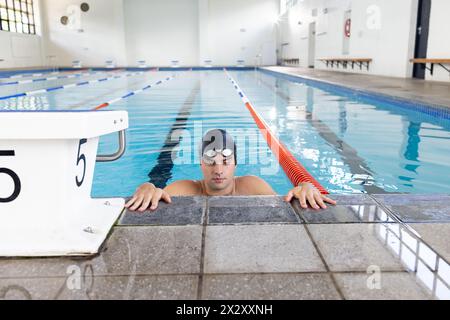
[280,0,286,15]
[0,0,36,35]
[280,0,298,15]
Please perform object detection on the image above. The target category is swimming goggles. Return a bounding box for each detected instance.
[202,148,234,164]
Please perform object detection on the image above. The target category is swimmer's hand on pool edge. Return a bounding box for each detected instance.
[125,182,172,212]
[124,181,337,212]
[285,182,337,210]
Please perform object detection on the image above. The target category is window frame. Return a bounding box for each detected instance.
[0,0,36,35]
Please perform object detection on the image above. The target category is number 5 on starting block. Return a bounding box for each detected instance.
[0,110,128,257]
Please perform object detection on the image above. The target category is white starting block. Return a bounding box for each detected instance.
[0,110,129,257]
[137,60,148,68]
[105,60,116,68]
[237,59,245,67]
[171,60,180,68]
[72,60,82,68]
[204,60,213,68]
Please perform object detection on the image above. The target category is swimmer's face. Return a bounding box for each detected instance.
[200,154,236,191]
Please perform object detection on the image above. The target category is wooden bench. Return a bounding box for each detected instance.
[318,58,373,71]
[410,58,450,76]
[283,58,299,65]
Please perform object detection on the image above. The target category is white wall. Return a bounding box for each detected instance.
[40,0,127,67]
[201,0,278,66]
[279,0,419,78]
[0,0,44,69]
[124,0,278,67]
[2,0,449,77]
[0,32,43,69]
[124,0,199,67]
[425,0,450,82]
[1,0,279,69]
[349,0,418,78]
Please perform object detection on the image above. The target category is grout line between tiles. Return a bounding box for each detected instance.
[196,197,208,300]
[301,224,346,300]
[0,270,412,281]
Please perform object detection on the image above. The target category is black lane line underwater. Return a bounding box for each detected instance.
[147,81,200,188]
[257,75,386,194]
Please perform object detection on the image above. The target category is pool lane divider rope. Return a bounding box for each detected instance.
[0,68,93,80]
[0,69,116,87]
[223,69,329,194]
[0,69,124,85]
[92,76,174,110]
[0,70,146,101]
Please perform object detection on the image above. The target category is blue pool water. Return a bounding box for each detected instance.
[1,69,449,196]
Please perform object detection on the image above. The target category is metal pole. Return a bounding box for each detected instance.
[96,130,127,162]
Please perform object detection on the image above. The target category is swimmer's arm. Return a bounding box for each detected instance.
[240,176,277,195]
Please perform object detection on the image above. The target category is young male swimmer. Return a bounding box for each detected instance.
[125,129,336,212]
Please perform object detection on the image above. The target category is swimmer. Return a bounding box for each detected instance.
[125,129,336,212]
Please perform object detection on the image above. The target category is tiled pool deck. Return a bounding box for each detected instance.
[1,194,449,300]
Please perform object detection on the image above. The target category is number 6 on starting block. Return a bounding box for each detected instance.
[0,110,128,257]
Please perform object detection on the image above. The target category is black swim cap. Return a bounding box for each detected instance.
[200,129,237,165]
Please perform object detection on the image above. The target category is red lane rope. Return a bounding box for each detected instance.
[94,103,109,110]
[223,69,328,194]
[244,101,329,194]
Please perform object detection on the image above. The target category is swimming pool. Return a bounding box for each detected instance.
[1,68,449,196]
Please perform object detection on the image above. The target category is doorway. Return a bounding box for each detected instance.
[413,0,432,79]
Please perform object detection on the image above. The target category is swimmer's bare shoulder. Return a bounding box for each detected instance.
[163,180,203,196]
[235,175,277,196]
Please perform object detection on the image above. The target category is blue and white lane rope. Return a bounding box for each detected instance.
[93,76,174,110]
[0,69,127,86]
[0,71,60,79]
[0,71,103,87]
[0,70,146,101]
[0,69,93,80]
[223,69,250,104]
[0,68,126,82]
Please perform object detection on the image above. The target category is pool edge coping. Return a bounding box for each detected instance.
[258,67,450,118]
